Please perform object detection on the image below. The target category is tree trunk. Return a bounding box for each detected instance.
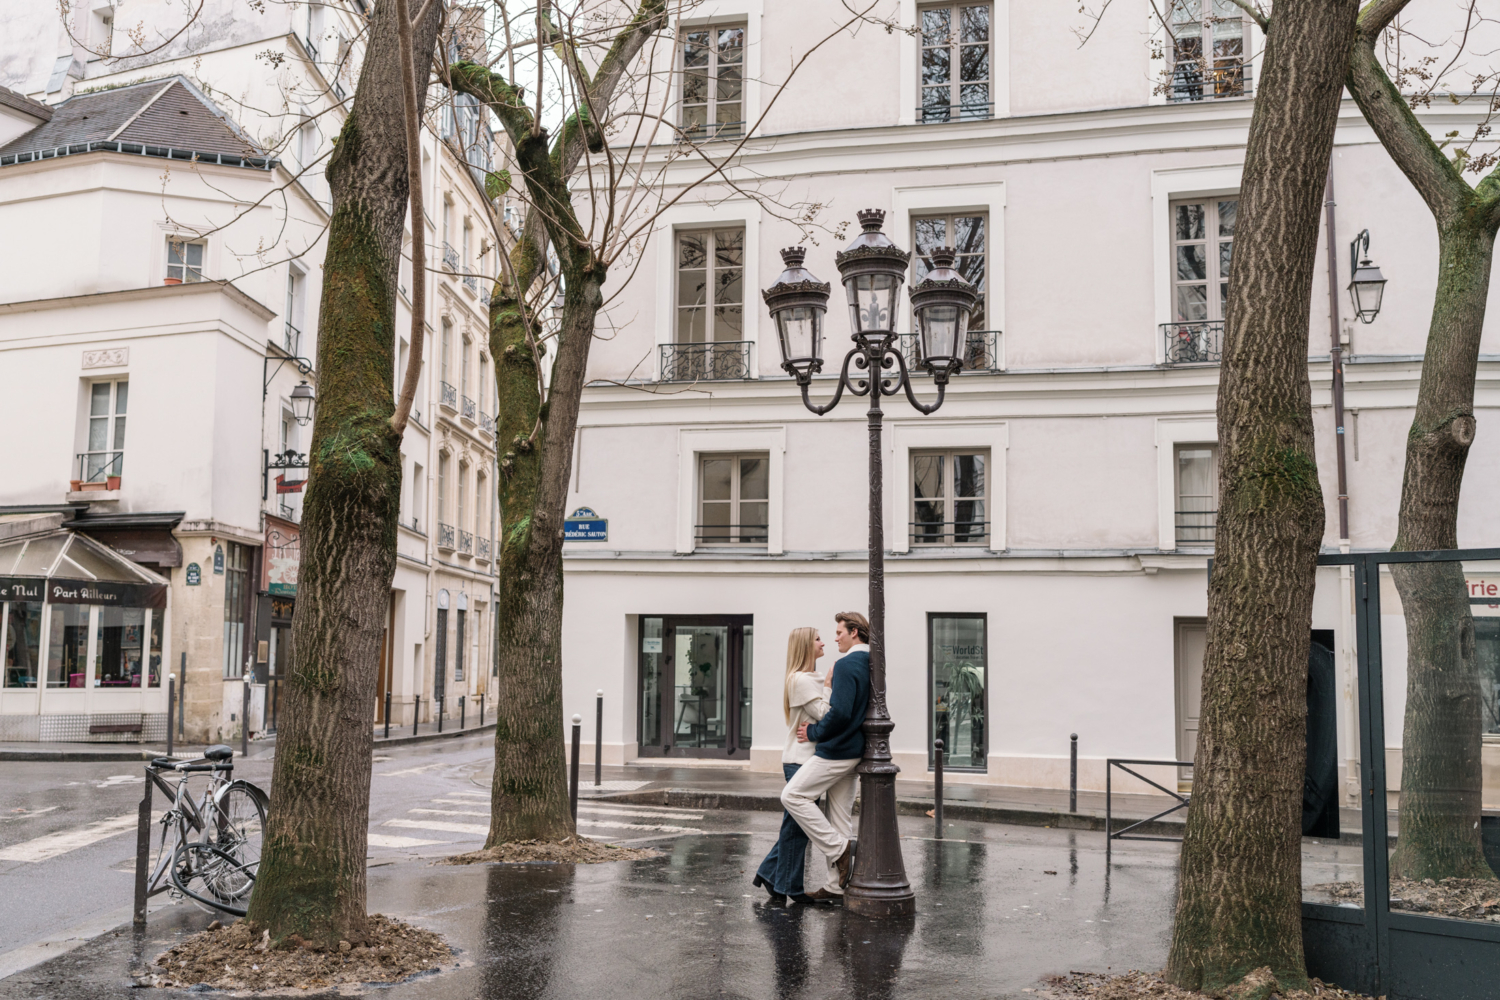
[1164,1,1357,992]
[246,0,444,948]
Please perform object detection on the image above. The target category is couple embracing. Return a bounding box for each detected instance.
[752,611,870,905]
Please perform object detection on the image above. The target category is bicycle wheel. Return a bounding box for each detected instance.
[207,780,266,869]
[171,842,255,916]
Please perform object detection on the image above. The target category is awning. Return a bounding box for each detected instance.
[0,529,169,609]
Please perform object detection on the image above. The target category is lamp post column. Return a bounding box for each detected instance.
[845,340,915,918]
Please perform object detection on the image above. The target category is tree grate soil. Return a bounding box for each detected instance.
[1037,969,1377,1000]
[1309,876,1500,920]
[147,914,451,991]
[441,836,661,865]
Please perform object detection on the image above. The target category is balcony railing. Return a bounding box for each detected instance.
[439,381,458,411]
[442,242,459,272]
[678,119,744,141]
[462,272,478,292]
[283,321,300,356]
[1175,510,1217,546]
[76,450,124,485]
[460,395,476,422]
[918,101,994,124]
[659,341,752,382]
[1168,60,1252,103]
[479,411,495,435]
[695,523,769,546]
[909,519,990,547]
[479,287,491,307]
[476,536,491,561]
[895,331,1002,374]
[437,522,456,551]
[458,529,473,555]
[1162,321,1223,364]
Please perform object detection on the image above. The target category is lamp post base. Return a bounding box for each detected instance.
[843,768,915,918]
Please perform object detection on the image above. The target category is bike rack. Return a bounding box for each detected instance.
[1104,757,1192,860]
[132,755,245,928]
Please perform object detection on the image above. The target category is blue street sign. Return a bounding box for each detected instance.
[564,507,608,541]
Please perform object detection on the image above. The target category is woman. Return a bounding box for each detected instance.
[752,626,829,904]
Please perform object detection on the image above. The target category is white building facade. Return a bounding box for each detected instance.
[559,0,1500,806]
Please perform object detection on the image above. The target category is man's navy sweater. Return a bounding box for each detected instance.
[805,649,870,760]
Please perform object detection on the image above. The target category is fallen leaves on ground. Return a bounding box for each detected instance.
[149,913,450,991]
[1309,876,1500,921]
[1037,968,1379,1000]
[442,836,661,865]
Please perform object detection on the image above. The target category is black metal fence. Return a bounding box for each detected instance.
[1104,758,1191,859]
[1161,320,1223,364]
[659,341,753,381]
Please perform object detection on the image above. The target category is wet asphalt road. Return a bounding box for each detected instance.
[0,733,1184,998]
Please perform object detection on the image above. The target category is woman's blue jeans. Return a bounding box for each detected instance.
[755,763,811,897]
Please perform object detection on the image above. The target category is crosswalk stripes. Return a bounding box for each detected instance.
[0,812,140,863]
[367,795,709,849]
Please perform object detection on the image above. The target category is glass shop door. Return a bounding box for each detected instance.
[638,614,752,759]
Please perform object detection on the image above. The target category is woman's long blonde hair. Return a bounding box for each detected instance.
[783,627,819,723]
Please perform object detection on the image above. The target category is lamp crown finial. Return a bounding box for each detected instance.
[856,208,886,233]
[927,246,957,271]
[779,246,806,268]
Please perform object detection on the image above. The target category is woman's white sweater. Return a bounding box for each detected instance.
[782,671,830,765]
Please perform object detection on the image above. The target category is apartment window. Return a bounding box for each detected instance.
[919,3,991,122]
[166,238,204,283]
[457,462,469,533]
[285,267,304,353]
[1168,0,1250,102]
[462,218,472,272]
[442,196,454,264]
[913,213,987,329]
[92,6,113,55]
[476,471,488,536]
[461,334,472,396]
[680,24,744,139]
[911,450,988,545]
[297,118,318,168]
[1172,198,1237,323]
[698,453,768,545]
[84,380,128,482]
[676,228,744,343]
[223,543,250,678]
[411,461,425,530]
[1175,445,1218,545]
[437,454,449,523]
[441,318,453,388]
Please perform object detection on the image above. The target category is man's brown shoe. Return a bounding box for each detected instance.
[802,887,843,904]
[835,839,857,888]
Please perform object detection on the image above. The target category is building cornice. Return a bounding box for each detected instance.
[0,279,276,321]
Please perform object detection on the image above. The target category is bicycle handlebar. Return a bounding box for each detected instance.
[148,758,233,772]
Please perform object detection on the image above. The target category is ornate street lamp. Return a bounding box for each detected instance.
[763,209,977,918]
[1347,229,1387,324]
[290,380,316,427]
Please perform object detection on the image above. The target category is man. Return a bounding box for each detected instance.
[780,611,870,902]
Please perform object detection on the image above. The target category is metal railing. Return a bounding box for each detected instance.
[678,120,744,141]
[479,411,495,435]
[0,140,276,171]
[896,330,1002,374]
[909,519,990,546]
[458,529,473,555]
[479,287,491,307]
[460,395,476,421]
[659,341,753,381]
[442,242,459,272]
[476,536,491,561]
[1175,509,1217,545]
[1168,60,1252,103]
[463,272,478,292]
[1162,320,1223,364]
[439,381,458,410]
[918,101,994,124]
[694,524,768,545]
[77,451,124,484]
[436,522,455,551]
[283,322,300,356]
[1104,757,1193,859]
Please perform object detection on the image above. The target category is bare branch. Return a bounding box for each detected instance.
[1358,0,1415,39]
[390,0,437,435]
[1224,0,1269,33]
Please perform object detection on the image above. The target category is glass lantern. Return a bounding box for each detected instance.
[834,209,911,344]
[1348,256,1387,324]
[762,246,830,381]
[291,380,316,426]
[908,247,977,376]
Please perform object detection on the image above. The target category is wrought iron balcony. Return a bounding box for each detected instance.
[695,523,769,546]
[463,272,478,292]
[75,450,123,486]
[458,529,473,555]
[437,522,456,551]
[918,101,994,124]
[476,535,491,561]
[659,341,752,382]
[910,518,990,547]
[1162,321,1223,364]
[442,242,459,272]
[1175,509,1217,546]
[479,287,491,307]
[677,119,744,142]
[461,395,476,422]
[1168,60,1252,103]
[895,331,1002,374]
[439,381,458,411]
[479,411,495,435]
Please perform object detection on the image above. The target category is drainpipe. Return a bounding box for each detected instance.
[1324,172,1351,552]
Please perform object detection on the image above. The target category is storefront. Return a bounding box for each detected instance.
[637,615,754,759]
[0,527,171,741]
[253,515,299,734]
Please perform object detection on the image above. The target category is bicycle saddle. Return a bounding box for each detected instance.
[203,744,235,761]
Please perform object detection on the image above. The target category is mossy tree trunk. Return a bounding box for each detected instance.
[448,0,666,845]
[1164,0,1357,992]
[1347,2,1500,882]
[245,0,444,948]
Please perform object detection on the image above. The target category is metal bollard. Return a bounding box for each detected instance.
[165,674,175,759]
[177,652,186,739]
[934,739,944,840]
[241,677,250,757]
[132,766,154,929]
[384,691,392,739]
[459,695,466,730]
[479,692,485,727]
[413,694,421,736]
[437,696,444,733]
[594,689,603,787]
[569,714,582,823]
[1070,733,1079,814]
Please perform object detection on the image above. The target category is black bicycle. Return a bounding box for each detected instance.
[143,745,268,916]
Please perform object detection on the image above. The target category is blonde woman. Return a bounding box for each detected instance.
[752,626,829,904]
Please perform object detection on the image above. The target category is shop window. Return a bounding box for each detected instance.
[222,543,250,678]
[680,24,744,139]
[911,450,988,545]
[1175,445,1218,545]
[83,380,128,483]
[455,608,466,683]
[697,452,768,546]
[2,600,44,688]
[94,606,147,686]
[919,3,992,122]
[47,604,91,688]
[930,613,986,770]
[166,237,205,283]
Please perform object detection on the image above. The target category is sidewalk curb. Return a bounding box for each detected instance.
[0,748,165,762]
[373,722,495,749]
